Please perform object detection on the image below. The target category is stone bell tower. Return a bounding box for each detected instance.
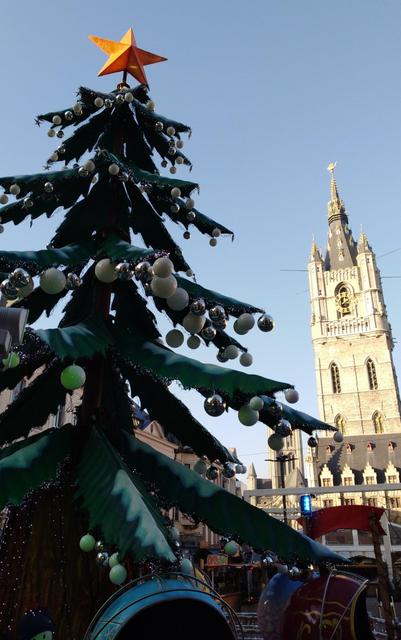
[308,163,401,437]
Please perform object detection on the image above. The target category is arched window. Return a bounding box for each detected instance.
[367,358,378,390]
[335,414,347,435]
[330,362,341,394]
[335,283,354,318]
[373,411,384,434]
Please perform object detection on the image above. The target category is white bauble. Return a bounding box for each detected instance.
[47,129,56,138]
[73,103,83,115]
[209,238,217,247]
[49,153,59,162]
[146,100,156,111]
[176,156,184,165]
[94,96,104,108]
[333,430,343,443]
[186,269,193,277]
[268,433,285,451]
[9,184,20,196]
[108,163,120,176]
[183,312,205,334]
[284,388,299,404]
[52,115,62,125]
[40,268,66,294]
[95,259,118,283]
[124,92,134,102]
[249,396,264,412]
[187,335,201,349]
[153,256,174,278]
[84,159,96,172]
[151,275,177,298]
[186,197,195,210]
[238,405,259,426]
[166,126,176,136]
[166,288,189,311]
[169,166,177,174]
[176,139,184,149]
[170,187,181,199]
[165,329,184,348]
[0,194,8,205]
[236,313,255,332]
[224,345,239,360]
[212,228,221,238]
[240,352,253,367]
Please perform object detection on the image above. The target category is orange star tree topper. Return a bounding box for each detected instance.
[89,28,167,86]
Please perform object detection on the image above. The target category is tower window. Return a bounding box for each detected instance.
[367,358,378,390]
[373,411,384,434]
[335,414,346,434]
[335,284,354,317]
[330,363,341,394]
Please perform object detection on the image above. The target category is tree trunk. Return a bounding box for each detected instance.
[0,480,115,639]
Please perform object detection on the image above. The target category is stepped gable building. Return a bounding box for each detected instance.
[308,164,401,509]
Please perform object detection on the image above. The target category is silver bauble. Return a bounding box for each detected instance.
[186,211,196,222]
[9,268,30,289]
[217,351,228,363]
[206,466,218,481]
[284,388,299,404]
[235,464,246,474]
[223,463,236,479]
[84,159,96,172]
[224,345,239,360]
[183,231,191,239]
[134,261,152,283]
[288,566,303,580]
[308,436,318,448]
[275,419,292,437]
[209,238,217,247]
[268,433,285,452]
[190,298,206,316]
[213,316,227,330]
[0,279,18,300]
[239,352,253,367]
[78,167,89,177]
[161,159,168,168]
[66,273,82,290]
[64,110,74,121]
[257,314,275,332]
[0,194,8,204]
[155,121,164,132]
[23,197,33,209]
[96,551,109,566]
[212,228,221,238]
[204,394,226,417]
[170,203,180,214]
[266,400,283,419]
[176,156,184,165]
[56,130,64,139]
[104,98,113,109]
[333,430,343,443]
[116,94,125,104]
[168,146,176,156]
[209,305,225,322]
[73,102,83,115]
[115,262,133,280]
[201,325,216,341]
[95,540,104,552]
[9,183,21,196]
[44,182,54,193]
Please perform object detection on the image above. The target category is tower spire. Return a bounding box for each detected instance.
[325,162,357,269]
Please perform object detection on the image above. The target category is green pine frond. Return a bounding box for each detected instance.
[36,318,113,360]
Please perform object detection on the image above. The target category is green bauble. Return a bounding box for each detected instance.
[108,552,120,568]
[179,558,194,575]
[60,364,86,390]
[268,433,285,452]
[109,563,127,585]
[79,533,96,552]
[224,540,240,557]
[238,404,259,426]
[2,352,20,369]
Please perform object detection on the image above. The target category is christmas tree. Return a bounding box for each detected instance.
[0,28,342,638]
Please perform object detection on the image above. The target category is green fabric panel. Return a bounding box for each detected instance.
[76,427,176,561]
[151,196,233,238]
[14,284,69,324]
[99,235,154,262]
[120,432,345,564]
[112,280,160,341]
[114,327,291,398]
[60,267,96,328]
[54,109,111,165]
[133,98,191,135]
[0,240,95,270]
[0,361,67,445]
[175,275,263,316]
[0,425,73,509]
[260,396,337,435]
[127,182,190,273]
[0,167,88,197]
[122,367,238,464]
[36,318,113,360]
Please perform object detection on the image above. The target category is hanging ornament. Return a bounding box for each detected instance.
[124,91,134,102]
[40,268,66,295]
[266,400,283,419]
[224,540,239,556]
[95,259,118,283]
[0,194,8,205]
[22,197,33,209]
[238,405,259,426]
[116,93,125,104]
[134,261,152,283]
[44,181,54,193]
[268,433,285,452]
[166,126,176,136]
[9,268,30,289]
[275,419,292,437]
[9,183,21,196]
[239,352,253,367]
[185,198,195,210]
[193,459,207,475]
[177,139,184,149]
[333,430,343,443]
[187,335,201,349]
[146,100,156,111]
[204,394,226,417]
[288,566,303,580]
[79,534,96,552]
[66,273,82,290]
[78,167,89,178]
[212,228,221,238]
[47,128,56,138]
[224,345,239,360]
[176,156,184,165]
[52,115,62,125]
[2,352,20,369]
[284,388,299,404]
[109,563,127,585]
[108,163,120,176]
[183,312,205,334]
[49,153,58,162]
[209,238,217,247]
[155,121,163,132]
[64,110,74,121]
[18,278,34,298]
[161,159,168,168]
[94,96,104,108]
[170,203,180,214]
[201,325,216,341]
[206,466,218,480]
[165,329,184,348]
[73,102,84,115]
[170,166,177,175]
[213,316,227,329]
[183,230,191,239]
[217,350,228,363]
[95,540,105,552]
[166,288,189,311]
[257,314,275,332]
[151,275,177,298]
[186,211,196,222]
[235,313,255,334]
[223,463,236,479]
[153,256,174,278]
[0,279,18,300]
[209,305,225,322]
[84,159,96,172]
[308,436,318,448]
[108,552,120,569]
[115,262,133,280]
[170,187,181,199]
[60,364,86,390]
[96,551,109,566]
[190,298,206,316]
[56,130,64,139]
[249,396,264,412]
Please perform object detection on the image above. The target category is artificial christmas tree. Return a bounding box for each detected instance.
[0,28,342,638]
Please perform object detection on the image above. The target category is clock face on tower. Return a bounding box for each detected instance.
[335,284,355,316]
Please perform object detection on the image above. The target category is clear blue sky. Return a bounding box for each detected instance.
[1,1,401,477]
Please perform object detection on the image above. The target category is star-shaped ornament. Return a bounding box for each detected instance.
[89,28,167,86]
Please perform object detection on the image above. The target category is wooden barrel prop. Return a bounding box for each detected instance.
[84,575,238,640]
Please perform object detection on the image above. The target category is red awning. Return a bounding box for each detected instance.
[298,505,385,539]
